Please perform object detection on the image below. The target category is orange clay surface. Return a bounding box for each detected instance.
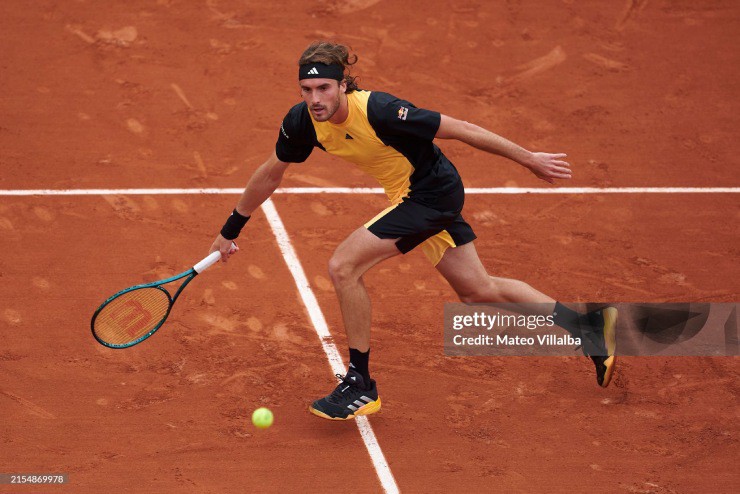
[1,1,738,493]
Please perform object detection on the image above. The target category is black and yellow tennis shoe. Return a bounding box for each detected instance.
[309,369,381,420]
[581,307,618,387]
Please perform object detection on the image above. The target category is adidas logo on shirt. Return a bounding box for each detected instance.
[308,67,319,75]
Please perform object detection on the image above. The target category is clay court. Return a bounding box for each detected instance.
[1,0,738,492]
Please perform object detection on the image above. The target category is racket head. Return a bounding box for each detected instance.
[91,285,173,348]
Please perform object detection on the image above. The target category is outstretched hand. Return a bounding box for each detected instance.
[209,234,239,263]
[525,152,572,184]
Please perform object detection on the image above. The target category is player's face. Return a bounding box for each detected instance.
[299,78,345,122]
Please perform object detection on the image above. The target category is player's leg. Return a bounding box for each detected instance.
[435,241,556,307]
[311,199,457,420]
[327,226,401,352]
[309,226,400,420]
[434,238,617,387]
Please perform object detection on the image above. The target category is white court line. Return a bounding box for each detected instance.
[0,186,739,196]
[260,198,399,494]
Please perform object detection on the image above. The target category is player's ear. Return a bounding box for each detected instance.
[338,80,347,94]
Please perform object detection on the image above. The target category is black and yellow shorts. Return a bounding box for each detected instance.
[365,184,476,265]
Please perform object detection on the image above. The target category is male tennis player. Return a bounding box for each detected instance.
[210,41,617,420]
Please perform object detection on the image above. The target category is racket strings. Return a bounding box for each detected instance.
[94,288,171,345]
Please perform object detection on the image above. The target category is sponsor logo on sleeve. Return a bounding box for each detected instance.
[397,106,409,121]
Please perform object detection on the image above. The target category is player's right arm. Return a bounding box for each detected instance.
[234,152,290,217]
[209,152,290,262]
[210,103,315,262]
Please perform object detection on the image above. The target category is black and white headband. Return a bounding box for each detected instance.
[298,62,344,81]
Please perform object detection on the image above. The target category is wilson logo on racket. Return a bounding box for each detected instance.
[109,300,153,336]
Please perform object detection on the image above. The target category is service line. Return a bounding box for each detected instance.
[0,187,739,196]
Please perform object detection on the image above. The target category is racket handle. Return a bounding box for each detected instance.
[194,251,221,273]
[193,243,237,273]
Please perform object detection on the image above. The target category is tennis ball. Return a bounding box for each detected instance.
[252,407,273,429]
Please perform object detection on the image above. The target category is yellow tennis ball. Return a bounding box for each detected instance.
[252,407,273,429]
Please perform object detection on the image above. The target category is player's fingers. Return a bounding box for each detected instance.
[554,160,571,167]
[550,165,571,174]
[551,153,567,159]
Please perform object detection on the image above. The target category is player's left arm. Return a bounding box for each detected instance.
[435,114,571,184]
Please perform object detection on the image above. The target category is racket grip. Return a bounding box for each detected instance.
[193,243,237,273]
[194,251,221,273]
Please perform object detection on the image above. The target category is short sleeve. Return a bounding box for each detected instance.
[275,103,315,163]
[366,91,441,141]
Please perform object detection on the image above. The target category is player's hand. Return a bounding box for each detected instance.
[209,235,239,263]
[524,152,572,184]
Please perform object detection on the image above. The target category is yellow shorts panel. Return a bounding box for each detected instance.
[420,230,456,266]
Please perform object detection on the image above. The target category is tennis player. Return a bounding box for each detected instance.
[210,41,617,420]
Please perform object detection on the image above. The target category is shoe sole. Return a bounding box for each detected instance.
[309,397,382,421]
[600,307,618,388]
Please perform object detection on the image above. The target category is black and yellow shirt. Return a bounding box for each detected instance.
[275,90,462,205]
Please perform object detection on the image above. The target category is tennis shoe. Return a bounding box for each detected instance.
[309,369,381,420]
[580,307,618,388]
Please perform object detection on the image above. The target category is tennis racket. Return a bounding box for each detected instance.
[91,250,225,349]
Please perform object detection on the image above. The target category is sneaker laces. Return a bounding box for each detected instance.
[326,373,363,404]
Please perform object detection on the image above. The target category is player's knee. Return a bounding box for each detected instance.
[328,256,358,286]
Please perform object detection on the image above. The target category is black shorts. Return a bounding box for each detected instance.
[364,182,476,265]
